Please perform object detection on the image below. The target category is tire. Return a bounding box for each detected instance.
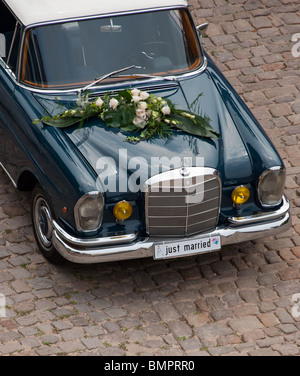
[31,184,64,264]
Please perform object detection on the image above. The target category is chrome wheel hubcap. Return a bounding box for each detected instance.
[34,197,53,249]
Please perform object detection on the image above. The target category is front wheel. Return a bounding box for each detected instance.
[31,184,64,264]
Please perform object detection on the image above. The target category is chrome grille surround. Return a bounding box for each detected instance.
[144,167,221,237]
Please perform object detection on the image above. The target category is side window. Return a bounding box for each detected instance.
[0,2,21,72]
[22,30,45,86]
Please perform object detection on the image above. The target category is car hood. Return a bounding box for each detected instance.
[34,69,253,191]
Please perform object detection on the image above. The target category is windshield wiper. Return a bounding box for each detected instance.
[79,65,137,94]
[118,72,178,82]
[78,65,177,94]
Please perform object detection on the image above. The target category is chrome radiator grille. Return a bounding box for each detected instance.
[145,168,221,237]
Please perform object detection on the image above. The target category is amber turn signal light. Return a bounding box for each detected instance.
[113,201,133,221]
[232,186,250,205]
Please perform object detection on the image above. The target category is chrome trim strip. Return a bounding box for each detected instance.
[144,166,219,188]
[0,58,17,80]
[53,233,153,264]
[16,57,208,95]
[23,5,188,29]
[53,221,138,247]
[52,197,291,264]
[7,21,19,65]
[149,216,216,228]
[149,207,218,219]
[188,196,218,208]
[228,195,289,225]
[147,196,218,210]
[0,162,17,188]
[148,185,219,199]
[144,167,221,236]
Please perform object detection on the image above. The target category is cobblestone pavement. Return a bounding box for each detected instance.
[0,0,300,356]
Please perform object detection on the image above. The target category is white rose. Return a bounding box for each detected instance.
[95,97,104,107]
[161,105,171,115]
[131,89,141,97]
[133,116,146,128]
[132,95,141,103]
[138,101,148,110]
[109,98,119,109]
[136,109,147,120]
[139,91,150,100]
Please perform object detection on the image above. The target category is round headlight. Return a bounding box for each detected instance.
[75,192,104,231]
[258,167,286,207]
[113,201,133,221]
[232,186,250,205]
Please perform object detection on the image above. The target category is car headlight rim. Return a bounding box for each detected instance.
[258,166,286,208]
[74,191,104,232]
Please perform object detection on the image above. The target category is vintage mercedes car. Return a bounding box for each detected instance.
[0,0,291,264]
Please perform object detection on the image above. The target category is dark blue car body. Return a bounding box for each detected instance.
[0,0,291,263]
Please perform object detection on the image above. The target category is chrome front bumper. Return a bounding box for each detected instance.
[52,196,292,264]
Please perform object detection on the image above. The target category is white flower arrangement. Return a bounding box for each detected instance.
[36,88,219,143]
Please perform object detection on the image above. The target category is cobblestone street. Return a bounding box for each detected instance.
[0,0,300,356]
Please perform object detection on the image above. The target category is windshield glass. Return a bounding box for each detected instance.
[21,8,202,89]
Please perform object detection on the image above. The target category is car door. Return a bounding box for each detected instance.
[0,4,21,180]
[0,55,15,168]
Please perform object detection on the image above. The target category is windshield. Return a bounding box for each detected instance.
[21,8,202,89]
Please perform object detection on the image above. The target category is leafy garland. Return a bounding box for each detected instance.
[36,89,220,143]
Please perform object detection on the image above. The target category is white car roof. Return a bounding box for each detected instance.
[4,0,188,27]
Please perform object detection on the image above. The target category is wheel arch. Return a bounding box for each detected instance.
[17,169,39,191]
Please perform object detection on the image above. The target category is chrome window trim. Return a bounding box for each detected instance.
[14,57,207,94]
[13,5,206,94]
[14,59,207,95]
[6,21,19,65]
[22,5,188,29]
[0,57,17,80]
[0,61,17,80]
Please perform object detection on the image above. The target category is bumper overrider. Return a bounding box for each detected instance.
[52,196,291,264]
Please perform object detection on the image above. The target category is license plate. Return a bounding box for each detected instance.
[154,236,221,260]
